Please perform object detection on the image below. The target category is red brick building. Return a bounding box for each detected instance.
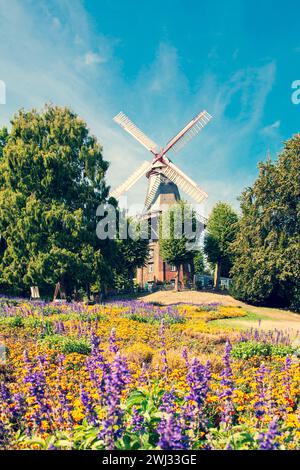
[135,175,193,289]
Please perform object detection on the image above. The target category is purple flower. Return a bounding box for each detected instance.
[80,387,98,426]
[160,387,177,413]
[131,407,145,432]
[254,363,268,421]
[258,418,280,450]
[109,328,118,354]
[98,352,131,449]
[158,413,185,450]
[159,319,168,373]
[186,359,211,408]
[23,353,51,431]
[219,340,234,427]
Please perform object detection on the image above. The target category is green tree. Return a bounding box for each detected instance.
[231,135,300,311]
[159,201,199,291]
[204,202,238,289]
[0,105,110,297]
[0,127,8,160]
[110,213,149,291]
[193,250,205,275]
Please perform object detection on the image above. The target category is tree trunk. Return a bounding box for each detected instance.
[181,264,185,289]
[86,283,91,301]
[175,265,180,291]
[214,261,221,290]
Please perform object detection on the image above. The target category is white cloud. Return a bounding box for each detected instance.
[0,0,278,217]
[261,120,281,135]
[84,51,106,66]
[52,17,61,29]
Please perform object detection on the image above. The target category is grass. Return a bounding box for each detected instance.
[210,310,272,330]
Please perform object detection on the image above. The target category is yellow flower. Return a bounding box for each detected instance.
[71,409,85,423]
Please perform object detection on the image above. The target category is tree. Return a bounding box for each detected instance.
[159,201,200,291]
[113,236,149,292]
[204,202,238,289]
[0,127,8,160]
[109,213,149,291]
[193,250,205,275]
[231,135,300,311]
[0,105,111,297]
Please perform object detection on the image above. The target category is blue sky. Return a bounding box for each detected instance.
[0,0,299,214]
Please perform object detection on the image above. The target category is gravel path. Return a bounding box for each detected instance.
[138,290,300,331]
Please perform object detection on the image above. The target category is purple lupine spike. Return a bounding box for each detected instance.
[219,340,234,427]
[0,383,10,402]
[10,393,27,425]
[80,386,98,426]
[23,353,51,431]
[109,328,118,354]
[160,387,177,413]
[157,413,186,450]
[98,352,131,449]
[182,347,189,367]
[258,418,280,450]
[186,358,211,408]
[138,362,148,386]
[253,363,267,421]
[159,319,168,373]
[282,356,292,404]
[131,407,145,432]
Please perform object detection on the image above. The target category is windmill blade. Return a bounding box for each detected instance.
[110,161,152,199]
[144,174,162,209]
[114,112,158,153]
[161,161,207,204]
[163,110,212,155]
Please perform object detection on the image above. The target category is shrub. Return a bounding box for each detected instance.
[8,315,24,328]
[231,341,296,359]
[42,334,91,355]
[125,343,154,365]
[62,338,91,355]
[41,306,63,316]
[126,311,185,325]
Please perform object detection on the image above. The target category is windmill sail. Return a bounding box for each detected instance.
[144,174,162,209]
[161,160,208,204]
[111,107,212,207]
[163,110,212,155]
[110,161,152,199]
[114,112,158,153]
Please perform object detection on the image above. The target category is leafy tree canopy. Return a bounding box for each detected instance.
[159,201,200,290]
[204,202,238,288]
[231,134,300,311]
[0,105,111,296]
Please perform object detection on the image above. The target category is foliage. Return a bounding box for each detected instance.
[231,341,296,359]
[0,106,148,297]
[0,298,300,450]
[0,106,111,296]
[159,201,200,289]
[193,250,205,275]
[112,219,149,291]
[42,334,91,355]
[204,202,238,288]
[231,135,300,311]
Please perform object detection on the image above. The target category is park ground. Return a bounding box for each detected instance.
[139,290,300,332]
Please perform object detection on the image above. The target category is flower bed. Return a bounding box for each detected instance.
[0,299,300,450]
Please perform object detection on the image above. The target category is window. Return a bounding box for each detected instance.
[148,264,153,274]
[170,265,176,272]
[148,249,154,261]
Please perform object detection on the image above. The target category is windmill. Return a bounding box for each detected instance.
[111,109,212,211]
[111,108,213,289]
